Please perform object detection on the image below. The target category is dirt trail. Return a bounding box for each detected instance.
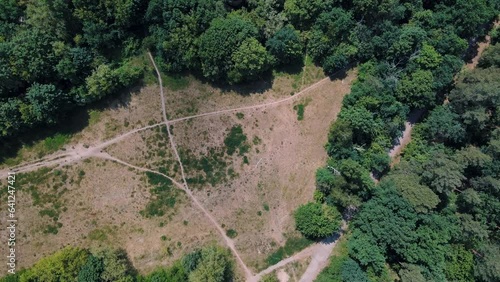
[388,109,425,166]
[466,20,500,70]
[0,52,349,281]
[168,77,331,124]
[249,222,346,282]
[1,73,332,179]
[147,52,254,280]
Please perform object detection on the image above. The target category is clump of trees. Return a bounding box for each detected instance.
[293,0,499,281]
[0,245,233,282]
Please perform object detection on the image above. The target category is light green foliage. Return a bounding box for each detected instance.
[444,245,474,282]
[396,70,435,109]
[228,37,271,83]
[260,273,279,282]
[20,247,88,282]
[188,246,233,282]
[198,15,258,81]
[294,202,341,239]
[84,64,118,102]
[284,0,336,30]
[415,43,442,69]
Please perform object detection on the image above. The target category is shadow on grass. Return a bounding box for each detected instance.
[0,84,141,165]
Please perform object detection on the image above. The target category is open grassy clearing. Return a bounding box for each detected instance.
[162,59,324,120]
[104,126,181,182]
[171,70,356,271]
[0,159,223,274]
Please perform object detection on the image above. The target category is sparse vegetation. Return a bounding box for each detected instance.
[236,112,245,119]
[140,172,180,218]
[265,236,314,266]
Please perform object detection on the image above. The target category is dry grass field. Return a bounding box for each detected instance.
[0,56,355,278]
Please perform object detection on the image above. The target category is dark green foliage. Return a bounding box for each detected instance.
[78,255,104,282]
[294,202,341,239]
[141,172,178,218]
[266,26,303,65]
[422,105,465,145]
[474,244,500,282]
[182,249,202,273]
[224,125,248,155]
[24,83,68,125]
[226,229,238,238]
[341,258,369,282]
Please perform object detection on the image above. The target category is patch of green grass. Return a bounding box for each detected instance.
[162,74,190,91]
[293,104,305,121]
[39,208,59,221]
[88,110,101,125]
[88,228,109,241]
[226,229,238,238]
[236,112,245,119]
[141,172,179,218]
[43,133,71,153]
[43,223,63,235]
[265,236,314,266]
[224,125,249,155]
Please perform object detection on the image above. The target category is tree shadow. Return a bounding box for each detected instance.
[0,83,139,165]
[189,60,307,97]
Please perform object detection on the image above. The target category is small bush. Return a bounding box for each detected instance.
[226,229,238,238]
[43,133,70,153]
[294,104,305,120]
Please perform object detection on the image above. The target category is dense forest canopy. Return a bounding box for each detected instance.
[1,0,498,142]
[1,0,500,281]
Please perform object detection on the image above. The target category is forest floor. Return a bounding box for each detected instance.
[0,53,356,281]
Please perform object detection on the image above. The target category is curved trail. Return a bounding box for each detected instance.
[0,52,345,281]
[250,223,346,282]
[147,52,253,280]
[168,77,330,124]
[1,70,332,179]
